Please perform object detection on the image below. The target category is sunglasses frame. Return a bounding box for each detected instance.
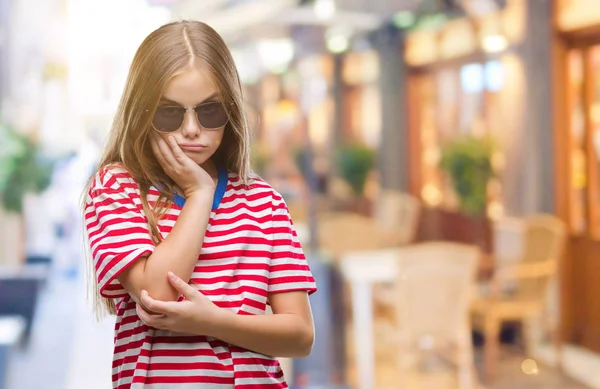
[146,101,235,133]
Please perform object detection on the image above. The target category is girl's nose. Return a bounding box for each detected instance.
[181,108,201,138]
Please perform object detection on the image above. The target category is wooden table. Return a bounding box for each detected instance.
[338,246,494,389]
[339,249,399,389]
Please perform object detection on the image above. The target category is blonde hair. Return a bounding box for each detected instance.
[83,20,252,317]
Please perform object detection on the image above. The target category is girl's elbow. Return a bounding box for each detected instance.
[295,325,315,358]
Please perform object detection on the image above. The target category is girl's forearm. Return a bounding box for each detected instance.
[202,311,314,358]
[124,191,213,303]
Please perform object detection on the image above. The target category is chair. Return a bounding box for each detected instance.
[316,212,391,258]
[371,191,422,321]
[372,190,421,247]
[389,242,481,389]
[471,214,566,381]
[316,190,421,258]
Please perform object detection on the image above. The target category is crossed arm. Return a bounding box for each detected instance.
[114,190,314,358]
[114,200,314,358]
[135,272,315,358]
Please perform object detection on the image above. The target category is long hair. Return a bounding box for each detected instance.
[82,21,252,317]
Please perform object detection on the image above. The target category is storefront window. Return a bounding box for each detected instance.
[568,49,588,234]
[587,45,600,237]
[484,60,504,92]
[459,63,485,134]
[416,59,506,216]
[420,74,444,207]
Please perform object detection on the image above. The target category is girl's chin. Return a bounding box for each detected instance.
[190,157,208,166]
[182,149,207,159]
[185,154,214,167]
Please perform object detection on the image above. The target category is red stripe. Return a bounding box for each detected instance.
[210,213,272,226]
[144,375,233,384]
[201,236,273,248]
[190,274,268,285]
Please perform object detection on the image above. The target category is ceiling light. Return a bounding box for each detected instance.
[314,0,336,21]
[325,25,351,54]
[256,38,295,74]
[326,35,349,54]
[482,34,508,53]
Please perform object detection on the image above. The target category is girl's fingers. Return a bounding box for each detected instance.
[150,137,167,165]
[166,136,187,164]
[155,136,179,167]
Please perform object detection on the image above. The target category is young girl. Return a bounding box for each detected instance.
[83,20,316,388]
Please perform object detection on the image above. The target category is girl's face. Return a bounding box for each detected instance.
[151,63,226,168]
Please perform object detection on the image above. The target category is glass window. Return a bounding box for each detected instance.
[568,49,588,234]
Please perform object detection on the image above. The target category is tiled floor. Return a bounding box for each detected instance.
[343,350,589,389]
[6,268,113,389]
[342,338,590,389]
[484,353,587,389]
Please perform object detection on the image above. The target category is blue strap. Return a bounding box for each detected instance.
[173,165,228,210]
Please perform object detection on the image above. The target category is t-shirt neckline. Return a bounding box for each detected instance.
[173,165,228,210]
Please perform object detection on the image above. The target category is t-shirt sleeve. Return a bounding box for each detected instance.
[268,197,317,295]
[83,168,156,299]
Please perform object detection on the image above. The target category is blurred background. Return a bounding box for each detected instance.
[0,0,599,388]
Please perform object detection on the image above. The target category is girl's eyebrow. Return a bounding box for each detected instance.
[159,93,220,106]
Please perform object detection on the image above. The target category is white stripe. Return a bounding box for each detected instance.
[145,383,233,389]
[234,363,280,373]
[90,231,152,256]
[203,229,267,244]
[234,377,285,385]
[98,246,154,289]
[218,196,272,211]
[269,281,315,292]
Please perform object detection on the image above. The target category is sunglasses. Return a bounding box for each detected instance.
[150,101,233,133]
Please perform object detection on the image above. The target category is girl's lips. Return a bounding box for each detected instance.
[179,145,207,151]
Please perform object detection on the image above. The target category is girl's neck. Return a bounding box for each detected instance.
[201,159,218,181]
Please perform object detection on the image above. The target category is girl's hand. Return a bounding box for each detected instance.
[150,134,216,198]
[136,272,224,334]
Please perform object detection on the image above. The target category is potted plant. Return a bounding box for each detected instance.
[336,143,376,214]
[0,122,54,267]
[439,134,497,216]
[437,134,498,251]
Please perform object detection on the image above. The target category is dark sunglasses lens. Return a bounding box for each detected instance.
[153,106,185,132]
[196,102,229,129]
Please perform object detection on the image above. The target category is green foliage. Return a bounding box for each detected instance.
[294,147,310,182]
[336,143,376,196]
[439,134,497,216]
[0,123,54,213]
[250,142,270,177]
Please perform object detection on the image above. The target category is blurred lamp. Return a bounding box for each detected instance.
[314,0,336,20]
[521,359,538,375]
[482,34,508,53]
[325,26,351,54]
[326,35,349,53]
[257,38,295,74]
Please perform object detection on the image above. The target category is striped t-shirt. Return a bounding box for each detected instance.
[84,165,317,388]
